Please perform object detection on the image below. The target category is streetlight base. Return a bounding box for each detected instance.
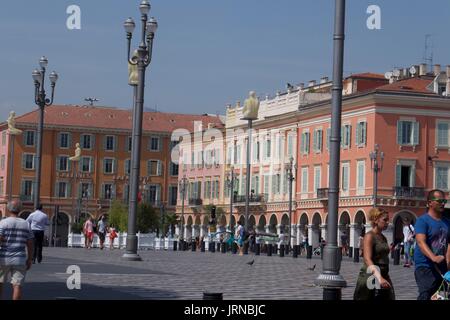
[122,253,142,261]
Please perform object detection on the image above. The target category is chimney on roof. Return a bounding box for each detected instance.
[320,77,329,84]
[402,68,409,78]
[308,80,316,87]
[446,65,450,97]
[434,64,441,76]
[419,63,427,76]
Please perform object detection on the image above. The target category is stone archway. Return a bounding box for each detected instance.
[311,212,322,248]
[50,211,70,247]
[298,212,309,243]
[257,215,266,233]
[280,213,289,233]
[338,211,351,255]
[186,216,193,240]
[268,214,278,234]
[393,211,417,245]
[248,215,256,231]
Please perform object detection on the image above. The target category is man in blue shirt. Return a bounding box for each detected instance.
[414,189,450,300]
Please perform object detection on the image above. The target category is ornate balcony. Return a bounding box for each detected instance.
[234,194,266,204]
[317,188,329,199]
[392,187,425,199]
[188,198,203,206]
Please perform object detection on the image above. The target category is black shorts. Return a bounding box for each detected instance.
[98,232,106,242]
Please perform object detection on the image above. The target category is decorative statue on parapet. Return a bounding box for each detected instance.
[69,143,81,162]
[242,91,260,121]
[128,49,139,86]
[7,111,22,136]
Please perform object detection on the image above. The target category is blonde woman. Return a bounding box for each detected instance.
[353,208,395,300]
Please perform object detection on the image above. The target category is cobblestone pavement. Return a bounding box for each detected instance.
[8,247,418,300]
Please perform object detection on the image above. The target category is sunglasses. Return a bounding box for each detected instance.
[430,198,447,204]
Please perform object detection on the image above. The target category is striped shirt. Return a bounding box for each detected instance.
[0,217,34,265]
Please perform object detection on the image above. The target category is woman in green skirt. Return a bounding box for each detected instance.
[354,207,395,300]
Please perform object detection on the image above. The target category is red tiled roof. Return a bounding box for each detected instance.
[374,78,434,95]
[14,105,224,133]
[347,72,386,80]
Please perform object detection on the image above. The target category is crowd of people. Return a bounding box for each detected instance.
[0,188,449,300]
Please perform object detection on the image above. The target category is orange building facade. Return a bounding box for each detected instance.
[0,105,222,245]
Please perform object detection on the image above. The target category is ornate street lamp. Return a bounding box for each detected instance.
[370,144,384,207]
[179,175,188,248]
[122,0,158,261]
[226,167,236,232]
[32,56,58,209]
[285,156,297,250]
[315,0,347,299]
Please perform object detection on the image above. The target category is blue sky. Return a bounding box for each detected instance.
[1,0,450,121]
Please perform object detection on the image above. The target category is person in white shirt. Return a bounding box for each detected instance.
[26,205,49,264]
[402,218,415,267]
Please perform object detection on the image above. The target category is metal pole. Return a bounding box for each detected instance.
[180,178,186,244]
[8,134,15,201]
[315,0,347,300]
[33,103,45,209]
[245,120,252,232]
[53,205,58,247]
[229,171,234,232]
[123,10,149,261]
[373,162,378,208]
[288,167,293,249]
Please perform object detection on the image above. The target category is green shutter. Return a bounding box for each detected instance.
[67,182,72,199]
[413,122,419,145]
[68,133,72,149]
[356,123,361,145]
[397,121,403,145]
[411,166,416,187]
[395,165,401,187]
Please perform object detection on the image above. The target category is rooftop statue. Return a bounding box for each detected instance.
[242,91,260,121]
[7,111,22,136]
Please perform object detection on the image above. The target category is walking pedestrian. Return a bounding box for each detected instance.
[83,217,94,249]
[0,200,34,300]
[414,189,450,300]
[97,215,108,250]
[26,204,49,263]
[235,221,244,256]
[403,218,415,267]
[353,207,395,300]
[108,225,117,250]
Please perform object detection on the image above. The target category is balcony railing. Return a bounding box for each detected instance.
[317,188,329,199]
[20,195,33,202]
[234,194,266,203]
[393,187,425,199]
[188,198,203,206]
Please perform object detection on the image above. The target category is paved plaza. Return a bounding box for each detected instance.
[1,247,419,300]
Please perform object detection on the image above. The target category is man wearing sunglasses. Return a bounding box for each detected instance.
[414,189,450,300]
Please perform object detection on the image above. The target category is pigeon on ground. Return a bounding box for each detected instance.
[307,264,316,271]
[246,259,255,266]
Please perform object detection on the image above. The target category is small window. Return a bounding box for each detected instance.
[105,136,115,151]
[150,136,160,151]
[81,134,92,149]
[23,154,35,170]
[59,133,70,149]
[24,131,35,147]
[103,158,115,174]
[57,156,69,172]
[81,157,92,173]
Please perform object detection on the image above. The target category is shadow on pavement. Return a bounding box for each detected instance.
[0,282,179,300]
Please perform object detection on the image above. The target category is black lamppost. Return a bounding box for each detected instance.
[179,176,188,243]
[226,167,235,231]
[122,0,158,261]
[285,156,297,249]
[32,57,58,209]
[370,144,384,208]
[315,0,347,300]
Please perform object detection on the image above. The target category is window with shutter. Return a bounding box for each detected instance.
[301,168,308,194]
[326,128,331,151]
[314,167,321,192]
[357,161,365,194]
[437,122,449,147]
